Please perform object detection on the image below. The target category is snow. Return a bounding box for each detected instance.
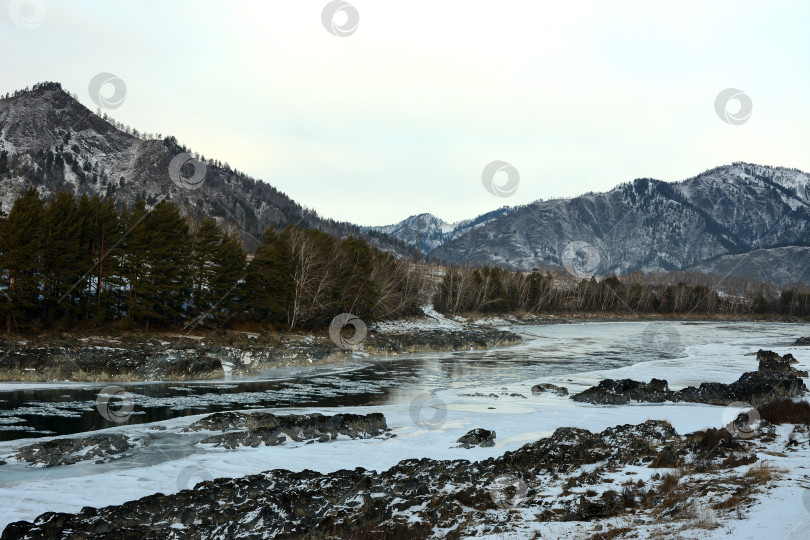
[0,322,808,536]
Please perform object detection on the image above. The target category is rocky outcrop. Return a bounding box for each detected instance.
[456,428,496,448]
[10,434,142,468]
[0,326,522,382]
[757,349,808,376]
[531,383,569,396]
[794,337,810,346]
[3,419,758,539]
[572,350,807,406]
[571,378,670,405]
[184,411,389,449]
[0,340,225,382]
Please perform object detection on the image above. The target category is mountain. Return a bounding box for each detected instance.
[427,163,810,278]
[364,206,514,254]
[686,246,810,287]
[0,82,416,255]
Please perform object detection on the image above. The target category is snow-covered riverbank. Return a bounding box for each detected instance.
[1,321,808,538]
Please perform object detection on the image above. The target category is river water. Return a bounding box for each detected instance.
[0,320,805,441]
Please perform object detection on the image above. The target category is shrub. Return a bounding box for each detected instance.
[756,399,810,425]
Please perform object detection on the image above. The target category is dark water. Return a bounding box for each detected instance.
[0,320,802,441]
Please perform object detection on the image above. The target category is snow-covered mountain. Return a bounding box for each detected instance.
[427,163,810,279]
[0,83,416,256]
[365,206,514,253]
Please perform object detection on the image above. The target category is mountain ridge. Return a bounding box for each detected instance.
[0,82,417,256]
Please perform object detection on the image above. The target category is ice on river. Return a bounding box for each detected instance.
[0,321,809,538]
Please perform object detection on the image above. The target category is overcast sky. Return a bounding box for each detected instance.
[2,0,809,226]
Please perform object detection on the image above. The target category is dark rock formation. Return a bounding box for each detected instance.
[11,434,141,468]
[571,378,669,405]
[184,411,388,449]
[7,420,726,539]
[531,383,569,396]
[757,349,807,377]
[456,428,496,448]
[794,337,810,346]
[572,351,807,406]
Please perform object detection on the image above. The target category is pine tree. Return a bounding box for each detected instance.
[138,201,191,330]
[42,192,82,321]
[0,188,45,331]
[242,227,293,326]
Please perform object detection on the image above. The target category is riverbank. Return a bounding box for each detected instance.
[0,321,522,382]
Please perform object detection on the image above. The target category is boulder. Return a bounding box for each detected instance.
[571,378,670,405]
[531,383,568,396]
[456,428,496,448]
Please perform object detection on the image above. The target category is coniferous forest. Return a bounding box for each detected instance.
[0,188,425,332]
[1,189,808,334]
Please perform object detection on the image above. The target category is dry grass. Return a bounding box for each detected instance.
[757,399,810,425]
[744,461,786,484]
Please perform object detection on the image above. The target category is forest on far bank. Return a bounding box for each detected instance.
[0,188,808,334]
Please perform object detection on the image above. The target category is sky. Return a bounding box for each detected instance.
[2,0,809,226]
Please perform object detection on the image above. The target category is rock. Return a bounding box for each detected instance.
[185,411,388,449]
[572,351,807,406]
[13,434,142,467]
[571,378,670,405]
[793,337,810,346]
[3,419,739,539]
[456,428,496,448]
[531,383,569,396]
[757,349,807,377]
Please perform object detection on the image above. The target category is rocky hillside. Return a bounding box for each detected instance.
[0,83,415,255]
[686,245,810,287]
[427,163,810,277]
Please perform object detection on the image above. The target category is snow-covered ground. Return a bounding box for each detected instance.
[0,321,808,537]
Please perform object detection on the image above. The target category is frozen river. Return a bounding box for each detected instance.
[0,320,808,534]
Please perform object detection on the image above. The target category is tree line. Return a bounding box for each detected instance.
[432,265,810,317]
[0,188,425,332]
